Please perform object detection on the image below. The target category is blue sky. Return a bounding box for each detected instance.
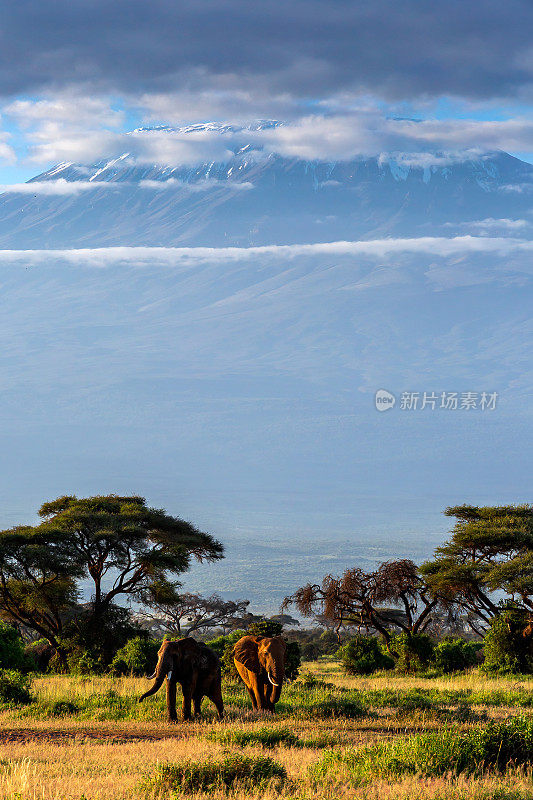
[1,1,533,182]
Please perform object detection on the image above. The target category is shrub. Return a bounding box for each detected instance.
[141,754,286,793]
[310,715,533,784]
[285,641,301,681]
[208,726,299,748]
[67,649,106,675]
[306,697,366,718]
[393,689,434,716]
[207,630,245,680]
[110,636,161,676]
[393,632,434,673]
[434,637,478,674]
[484,608,533,674]
[0,670,32,705]
[24,639,53,672]
[0,623,28,672]
[338,635,394,675]
[50,700,80,716]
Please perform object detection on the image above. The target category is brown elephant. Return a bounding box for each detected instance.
[233,635,286,711]
[139,638,223,722]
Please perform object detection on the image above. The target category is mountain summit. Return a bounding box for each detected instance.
[0,123,532,248]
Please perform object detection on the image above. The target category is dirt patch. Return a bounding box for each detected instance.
[0,728,186,745]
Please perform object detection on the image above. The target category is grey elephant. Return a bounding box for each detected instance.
[139,638,224,722]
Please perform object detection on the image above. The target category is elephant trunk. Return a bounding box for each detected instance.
[269,679,283,705]
[266,665,285,705]
[138,650,170,703]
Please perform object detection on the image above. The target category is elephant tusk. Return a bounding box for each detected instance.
[147,671,156,680]
[267,672,279,687]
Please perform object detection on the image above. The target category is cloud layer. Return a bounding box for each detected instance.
[2,1,533,103]
[1,236,532,268]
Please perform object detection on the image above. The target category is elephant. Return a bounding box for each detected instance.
[233,635,286,711]
[139,638,224,722]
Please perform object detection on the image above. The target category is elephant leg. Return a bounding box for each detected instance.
[246,684,258,709]
[193,691,203,717]
[181,685,193,721]
[208,684,224,719]
[165,678,178,723]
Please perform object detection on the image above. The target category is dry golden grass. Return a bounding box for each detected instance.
[0,663,531,799]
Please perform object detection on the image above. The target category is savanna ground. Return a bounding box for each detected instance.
[2,662,533,799]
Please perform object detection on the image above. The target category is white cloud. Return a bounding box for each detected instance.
[0,179,113,196]
[0,236,532,269]
[0,178,255,195]
[445,218,531,233]
[3,95,533,170]
[138,178,253,191]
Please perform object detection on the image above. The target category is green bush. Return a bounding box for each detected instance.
[285,641,301,681]
[207,630,245,680]
[306,698,366,719]
[208,726,299,748]
[110,636,161,676]
[338,635,394,675]
[50,700,80,716]
[434,637,478,674]
[311,715,533,784]
[393,632,434,673]
[0,670,32,705]
[0,623,29,672]
[141,753,286,793]
[484,609,533,674]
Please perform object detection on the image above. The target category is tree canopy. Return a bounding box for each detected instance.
[0,495,224,661]
[284,559,442,652]
[421,505,533,634]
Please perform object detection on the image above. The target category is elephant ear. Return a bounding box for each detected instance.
[273,636,287,650]
[233,636,261,673]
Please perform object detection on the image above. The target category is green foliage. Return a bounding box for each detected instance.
[207,630,245,679]
[0,670,32,705]
[393,632,434,673]
[338,635,394,675]
[0,495,223,667]
[248,620,283,637]
[141,754,286,793]
[50,700,80,716]
[208,726,299,748]
[306,697,366,718]
[285,641,301,681]
[311,715,533,785]
[110,636,160,676]
[421,505,533,624]
[484,608,533,674]
[0,622,29,672]
[434,637,479,674]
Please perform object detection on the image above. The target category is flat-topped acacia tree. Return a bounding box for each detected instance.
[0,495,224,664]
[421,504,533,635]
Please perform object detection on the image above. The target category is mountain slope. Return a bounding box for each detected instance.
[0,125,532,247]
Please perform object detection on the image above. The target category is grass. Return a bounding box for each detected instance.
[310,716,533,785]
[140,753,287,793]
[207,726,300,748]
[0,664,532,798]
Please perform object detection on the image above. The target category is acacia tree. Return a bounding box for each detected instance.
[421,504,533,635]
[0,526,82,666]
[137,588,250,636]
[284,559,442,654]
[0,495,224,663]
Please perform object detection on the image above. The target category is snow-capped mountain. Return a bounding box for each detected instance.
[0,122,532,247]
